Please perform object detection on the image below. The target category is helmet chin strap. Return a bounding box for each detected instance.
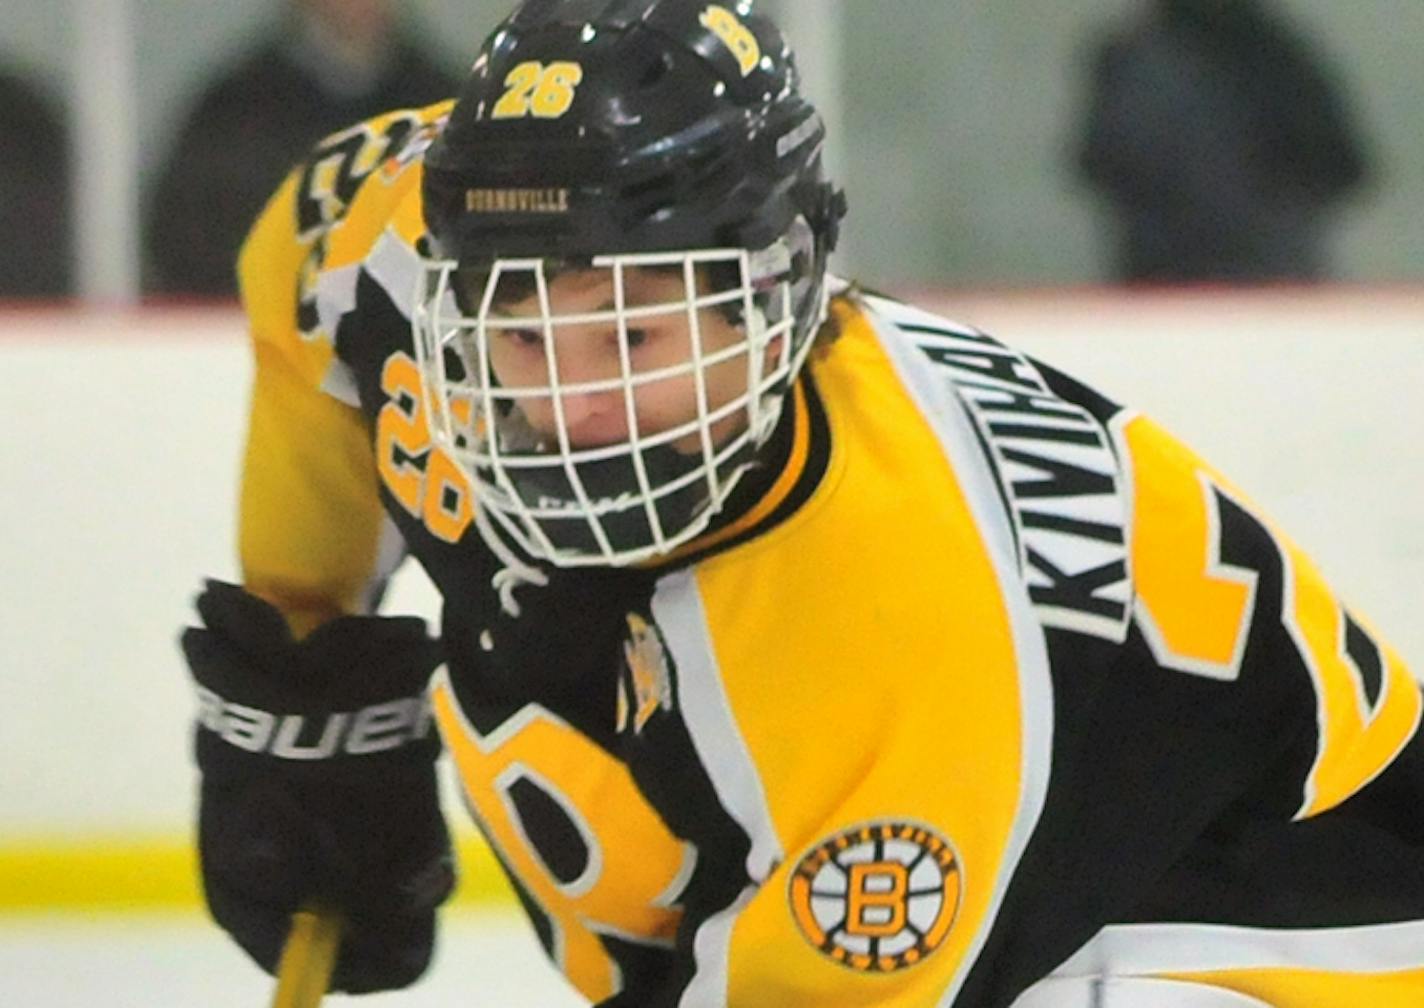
[473,502,549,618]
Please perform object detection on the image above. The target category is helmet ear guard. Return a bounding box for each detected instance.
[812,184,851,264]
[413,0,845,568]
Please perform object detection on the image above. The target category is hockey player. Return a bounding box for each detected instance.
[182,1,1424,1005]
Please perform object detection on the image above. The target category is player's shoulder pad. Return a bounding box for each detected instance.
[237,101,453,399]
[864,293,1136,643]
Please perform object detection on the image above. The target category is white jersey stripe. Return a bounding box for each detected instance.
[364,228,424,320]
[652,568,784,1007]
[652,568,784,883]
[677,885,759,1008]
[1013,975,1275,1008]
[861,298,1058,1008]
[1052,919,1424,979]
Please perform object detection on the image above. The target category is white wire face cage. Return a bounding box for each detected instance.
[411,241,823,568]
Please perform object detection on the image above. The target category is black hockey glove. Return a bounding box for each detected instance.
[181,580,454,994]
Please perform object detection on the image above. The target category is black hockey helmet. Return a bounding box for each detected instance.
[422,0,844,293]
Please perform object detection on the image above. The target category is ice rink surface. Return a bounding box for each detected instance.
[0,909,588,1007]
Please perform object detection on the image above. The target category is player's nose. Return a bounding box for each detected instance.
[556,389,629,447]
[543,332,633,447]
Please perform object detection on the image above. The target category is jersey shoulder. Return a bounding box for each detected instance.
[860,293,1136,642]
[236,100,453,397]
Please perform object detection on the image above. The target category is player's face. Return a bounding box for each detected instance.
[483,266,762,453]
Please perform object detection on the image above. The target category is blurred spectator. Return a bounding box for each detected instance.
[0,69,72,297]
[1074,0,1372,283]
[144,0,458,297]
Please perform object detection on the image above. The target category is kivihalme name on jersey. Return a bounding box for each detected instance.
[903,319,1132,643]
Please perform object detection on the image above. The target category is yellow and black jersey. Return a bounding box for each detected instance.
[236,109,1424,1007]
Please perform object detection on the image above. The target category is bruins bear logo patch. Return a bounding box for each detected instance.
[789,820,962,972]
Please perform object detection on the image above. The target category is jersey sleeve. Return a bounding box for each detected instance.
[235,103,452,635]
[236,169,387,635]
[1118,412,1423,822]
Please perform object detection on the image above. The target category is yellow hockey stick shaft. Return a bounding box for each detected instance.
[271,906,345,1008]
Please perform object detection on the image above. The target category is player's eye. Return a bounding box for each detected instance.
[504,328,543,347]
[624,328,649,349]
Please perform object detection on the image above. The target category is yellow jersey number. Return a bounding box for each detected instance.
[294,114,422,238]
[376,352,475,545]
[1125,416,1421,819]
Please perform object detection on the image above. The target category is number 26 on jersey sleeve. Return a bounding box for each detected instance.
[1123,416,1421,819]
[376,352,474,545]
